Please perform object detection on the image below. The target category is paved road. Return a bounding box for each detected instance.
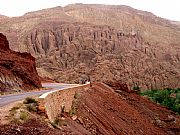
[0,83,75,107]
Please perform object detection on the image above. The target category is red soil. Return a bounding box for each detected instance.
[0,119,65,135]
[75,83,180,135]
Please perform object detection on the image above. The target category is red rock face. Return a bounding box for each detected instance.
[0,33,41,92]
[24,22,179,90]
[0,34,10,51]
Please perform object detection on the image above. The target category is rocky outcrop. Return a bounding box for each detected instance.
[0,33,41,92]
[24,22,180,90]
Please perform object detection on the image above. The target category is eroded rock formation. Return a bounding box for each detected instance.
[0,4,179,90]
[0,33,41,92]
[25,22,179,90]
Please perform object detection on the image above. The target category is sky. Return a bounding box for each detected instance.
[0,0,180,21]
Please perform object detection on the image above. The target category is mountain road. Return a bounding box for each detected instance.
[0,83,76,107]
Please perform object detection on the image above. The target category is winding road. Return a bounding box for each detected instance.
[0,83,76,107]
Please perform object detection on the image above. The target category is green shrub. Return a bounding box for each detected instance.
[153,90,170,103]
[69,107,77,116]
[20,111,29,121]
[23,97,37,104]
[69,100,77,116]
[26,104,37,112]
[74,92,80,99]
[133,86,141,91]
[54,119,60,125]
[50,118,64,129]
[141,88,180,114]
[10,106,20,112]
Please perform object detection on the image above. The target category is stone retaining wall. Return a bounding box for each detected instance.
[38,84,90,122]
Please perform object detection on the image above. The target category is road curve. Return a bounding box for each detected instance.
[0,83,76,107]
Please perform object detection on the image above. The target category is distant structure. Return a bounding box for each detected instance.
[79,74,91,85]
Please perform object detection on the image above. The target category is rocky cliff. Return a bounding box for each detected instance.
[0,4,179,90]
[0,33,41,92]
[24,22,179,90]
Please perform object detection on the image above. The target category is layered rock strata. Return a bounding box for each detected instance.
[0,33,41,92]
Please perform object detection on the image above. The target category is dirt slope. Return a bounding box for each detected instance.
[0,33,41,92]
[74,83,180,135]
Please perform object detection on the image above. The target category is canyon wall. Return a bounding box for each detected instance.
[25,22,179,90]
[0,33,41,92]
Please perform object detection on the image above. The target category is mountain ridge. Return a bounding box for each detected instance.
[0,4,179,90]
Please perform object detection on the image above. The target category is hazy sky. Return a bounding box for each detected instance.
[0,0,180,21]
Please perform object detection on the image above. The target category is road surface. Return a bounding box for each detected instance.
[0,83,76,107]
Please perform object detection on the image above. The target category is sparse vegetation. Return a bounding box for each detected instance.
[10,106,20,112]
[7,103,30,124]
[8,103,23,118]
[23,97,38,112]
[69,106,77,116]
[140,88,180,114]
[8,107,19,121]
[69,98,78,116]
[50,118,66,128]
[26,104,37,112]
[50,122,58,129]
[23,97,37,104]
[19,111,29,121]
[133,85,141,91]
[74,92,80,99]
[51,119,60,128]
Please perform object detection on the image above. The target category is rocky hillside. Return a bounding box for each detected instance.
[0,33,41,92]
[0,15,9,21]
[0,4,179,90]
[64,4,180,44]
[24,22,179,90]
